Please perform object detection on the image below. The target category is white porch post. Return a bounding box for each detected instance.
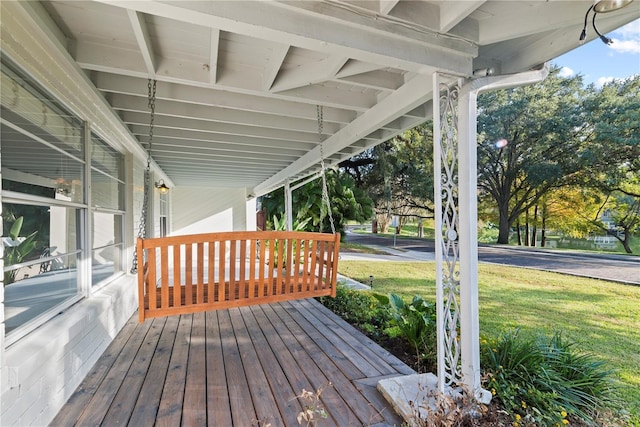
[458,80,483,398]
[284,180,293,231]
[433,65,549,402]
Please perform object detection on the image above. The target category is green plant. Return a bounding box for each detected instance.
[318,284,377,325]
[388,293,437,367]
[272,214,311,232]
[4,216,38,285]
[339,260,640,413]
[482,329,618,426]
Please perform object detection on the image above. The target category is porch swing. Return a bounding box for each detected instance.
[133,81,340,322]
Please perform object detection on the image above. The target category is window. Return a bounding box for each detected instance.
[91,134,125,286]
[1,58,126,341]
[2,60,86,338]
[159,190,169,237]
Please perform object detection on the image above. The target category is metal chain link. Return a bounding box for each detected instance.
[131,79,157,273]
[317,105,336,234]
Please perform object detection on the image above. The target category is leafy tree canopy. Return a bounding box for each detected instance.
[341,123,434,230]
[477,66,589,243]
[261,169,373,237]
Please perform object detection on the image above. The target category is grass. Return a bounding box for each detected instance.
[338,260,640,418]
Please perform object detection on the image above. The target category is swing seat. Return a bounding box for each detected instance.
[135,230,340,322]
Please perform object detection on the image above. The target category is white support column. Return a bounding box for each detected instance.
[284,180,293,231]
[285,172,323,231]
[433,64,549,403]
[458,82,483,400]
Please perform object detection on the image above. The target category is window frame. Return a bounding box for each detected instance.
[1,58,129,345]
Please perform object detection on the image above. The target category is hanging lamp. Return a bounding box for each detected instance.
[593,0,634,13]
[579,0,634,45]
[155,179,169,194]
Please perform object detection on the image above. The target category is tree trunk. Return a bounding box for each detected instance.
[497,212,511,244]
[541,214,547,247]
[524,213,528,246]
[530,204,538,247]
[621,232,633,254]
[516,221,522,246]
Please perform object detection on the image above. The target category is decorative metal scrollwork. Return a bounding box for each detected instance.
[437,80,462,386]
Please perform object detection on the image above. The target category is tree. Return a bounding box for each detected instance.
[261,169,373,237]
[595,191,640,254]
[342,123,435,231]
[581,76,640,184]
[477,67,590,244]
[577,76,640,253]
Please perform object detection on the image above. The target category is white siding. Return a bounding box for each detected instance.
[0,5,146,425]
[171,186,251,235]
[0,275,137,426]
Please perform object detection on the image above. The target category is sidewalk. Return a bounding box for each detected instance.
[339,245,435,262]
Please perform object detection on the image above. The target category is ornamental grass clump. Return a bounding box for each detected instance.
[481,330,617,426]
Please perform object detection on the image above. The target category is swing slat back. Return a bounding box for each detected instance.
[136,231,340,322]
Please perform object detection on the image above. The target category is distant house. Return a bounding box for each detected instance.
[591,209,624,249]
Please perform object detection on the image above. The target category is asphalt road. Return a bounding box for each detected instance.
[344,232,640,285]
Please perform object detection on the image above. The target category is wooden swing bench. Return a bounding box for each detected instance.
[135,230,340,322]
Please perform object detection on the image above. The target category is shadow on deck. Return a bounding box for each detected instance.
[52,298,413,426]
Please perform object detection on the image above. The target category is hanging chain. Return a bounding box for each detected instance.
[131,79,157,273]
[317,105,336,234]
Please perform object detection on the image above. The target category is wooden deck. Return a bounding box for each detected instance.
[51,298,413,426]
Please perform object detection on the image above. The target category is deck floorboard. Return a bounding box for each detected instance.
[52,299,412,426]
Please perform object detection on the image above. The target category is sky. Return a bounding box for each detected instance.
[552,18,640,87]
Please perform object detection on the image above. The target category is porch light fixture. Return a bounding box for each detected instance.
[579,0,634,45]
[155,179,169,194]
[593,0,634,12]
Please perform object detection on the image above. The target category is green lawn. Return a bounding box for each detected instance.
[338,260,640,417]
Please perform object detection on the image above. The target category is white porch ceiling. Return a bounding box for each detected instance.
[27,0,640,195]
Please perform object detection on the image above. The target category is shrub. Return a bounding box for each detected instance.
[317,284,389,328]
[388,294,437,369]
[482,330,617,426]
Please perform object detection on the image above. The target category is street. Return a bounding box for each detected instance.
[344,232,640,285]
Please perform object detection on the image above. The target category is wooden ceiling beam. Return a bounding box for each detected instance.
[126,9,156,77]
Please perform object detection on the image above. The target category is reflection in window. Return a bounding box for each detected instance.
[92,212,124,286]
[2,202,82,334]
[159,190,169,237]
[1,53,126,341]
[2,58,86,338]
[91,134,125,286]
[4,253,80,334]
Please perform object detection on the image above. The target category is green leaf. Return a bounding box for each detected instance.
[9,216,24,241]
